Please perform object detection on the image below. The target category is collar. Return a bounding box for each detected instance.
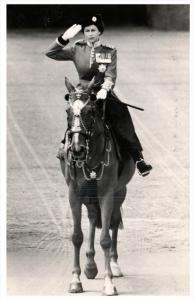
[86,39,101,48]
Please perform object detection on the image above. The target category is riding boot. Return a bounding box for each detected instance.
[56,141,66,160]
[132,150,152,177]
[56,128,70,160]
[105,96,143,150]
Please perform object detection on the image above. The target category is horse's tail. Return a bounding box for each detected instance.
[94,206,124,229]
[86,199,124,230]
[86,199,102,229]
[110,207,124,230]
[94,201,102,229]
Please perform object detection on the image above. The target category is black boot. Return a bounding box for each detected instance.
[136,159,152,177]
[56,142,66,160]
[56,133,68,160]
[132,151,152,177]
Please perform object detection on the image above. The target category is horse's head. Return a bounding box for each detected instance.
[65,77,98,162]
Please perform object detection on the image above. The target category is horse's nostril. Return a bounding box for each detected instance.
[72,145,86,156]
[75,146,85,153]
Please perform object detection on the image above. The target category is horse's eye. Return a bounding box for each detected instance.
[90,94,96,101]
[64,94,69,101]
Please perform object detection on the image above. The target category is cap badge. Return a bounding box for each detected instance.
[92,16,97,22]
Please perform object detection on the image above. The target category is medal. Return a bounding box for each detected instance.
[96,53,111,63]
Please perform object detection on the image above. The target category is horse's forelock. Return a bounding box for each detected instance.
[75,86,85,93]
[72,100,85,116]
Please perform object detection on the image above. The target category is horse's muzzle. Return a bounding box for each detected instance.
[70,133,87,161]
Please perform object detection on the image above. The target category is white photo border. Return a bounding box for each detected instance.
[1,1,193,300]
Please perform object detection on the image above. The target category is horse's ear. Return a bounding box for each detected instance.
[90,94,96,101]
[87,76,95,93]
[65,77,75,93]
[64,94,69,101]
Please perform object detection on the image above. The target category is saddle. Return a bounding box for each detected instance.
[105,123,121,161]
[105,123,132,178]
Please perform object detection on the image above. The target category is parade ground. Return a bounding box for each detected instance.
[7,27,190,296]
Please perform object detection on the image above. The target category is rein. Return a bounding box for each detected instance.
[75,133,111,181]
[66,123,112,181]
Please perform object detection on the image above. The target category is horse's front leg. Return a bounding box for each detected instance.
[100,192,118,296]
[84,219,98,279]
[69,188,83,293]
[110,188,126,277]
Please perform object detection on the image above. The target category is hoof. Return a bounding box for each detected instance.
[84,262,98,279]
[110,261,123,277]
[103,286,118,296]
[69,282,83,293]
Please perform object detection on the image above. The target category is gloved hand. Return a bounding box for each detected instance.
[62,24,82,40]
[96,88,107,100]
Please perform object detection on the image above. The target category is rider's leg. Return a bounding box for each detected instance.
[56,141,66,160]
[56,132,67,160]
[105,96,152,176]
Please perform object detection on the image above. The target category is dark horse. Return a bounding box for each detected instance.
[60,77,135,295]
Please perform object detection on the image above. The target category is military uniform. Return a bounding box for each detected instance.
[45,37,116,91]
[45,36,143,159]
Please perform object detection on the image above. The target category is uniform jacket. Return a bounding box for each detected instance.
[45,36,117,91]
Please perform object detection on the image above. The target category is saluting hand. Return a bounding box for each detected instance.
[96,89,107,100]
[62,24,82,40]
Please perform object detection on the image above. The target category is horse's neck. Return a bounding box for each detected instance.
[87,119,106,168]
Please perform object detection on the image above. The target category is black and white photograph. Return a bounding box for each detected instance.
[0,0,193,298]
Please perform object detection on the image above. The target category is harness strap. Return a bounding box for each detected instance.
[102,99,107,121]
[68,126,111,181]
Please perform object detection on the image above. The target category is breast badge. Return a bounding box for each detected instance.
[98,64,107,73]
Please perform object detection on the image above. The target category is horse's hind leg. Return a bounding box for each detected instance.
[110,225,123,277]
[84,219,98,279]
[69,193,84,293]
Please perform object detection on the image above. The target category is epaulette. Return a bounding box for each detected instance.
[74,39,86,46]
[101,43,115,50]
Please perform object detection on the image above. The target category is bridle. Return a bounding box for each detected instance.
[66,91,96,163]
[64,77,112,181]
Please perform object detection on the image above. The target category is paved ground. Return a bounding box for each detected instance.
[7,27,190,296]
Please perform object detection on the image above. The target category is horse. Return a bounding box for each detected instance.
[60,77,136,296]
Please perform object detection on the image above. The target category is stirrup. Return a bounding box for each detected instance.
[138,169,151,177]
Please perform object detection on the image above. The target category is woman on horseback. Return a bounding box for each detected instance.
[45,14,152,177]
